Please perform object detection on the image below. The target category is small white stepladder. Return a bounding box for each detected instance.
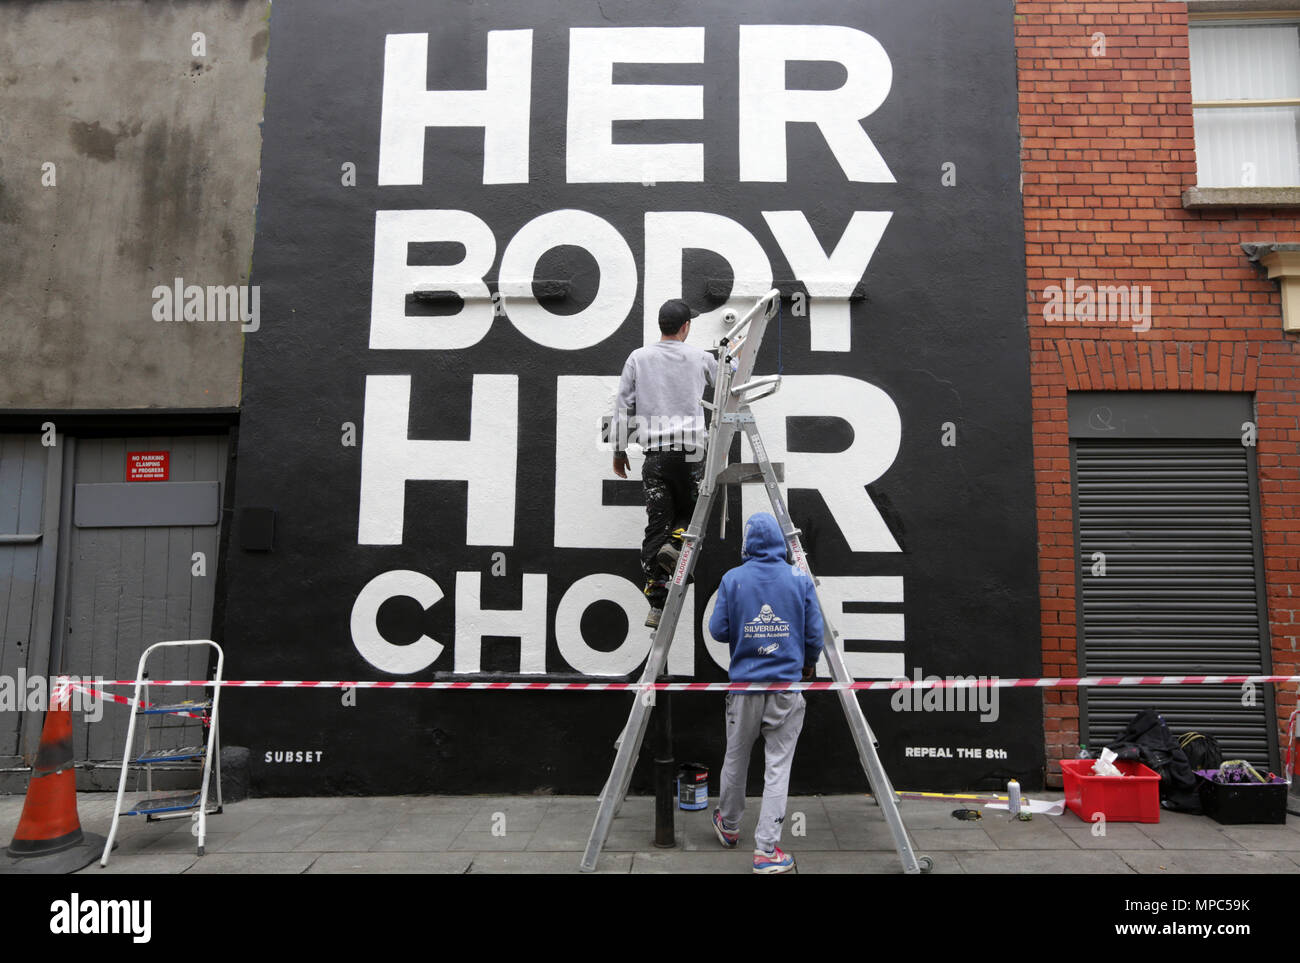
[100,640,224,866]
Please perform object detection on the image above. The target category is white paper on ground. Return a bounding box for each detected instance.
[984,798,1066,815]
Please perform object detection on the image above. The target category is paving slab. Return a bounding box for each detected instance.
[183,851,321,874]
[228,797,356,815]
[370,820,470,852]
[955,850,1134,873]
[103,828,176,853]
[794,851,964,874]
[214,816,333,853]
[980,815,1081,850]
[911,828,997,851]
[80,853,199,874]
[548,795,655,816]
[1118,850,1300,874]
[313,809,408,831]
[175,808,270,833]
[528,813,725,853]
[448,830,537,852]
[817,794,876,811]
[1217,824,1300,850]
[894,805,998,831]
[630,850,754,873]
[828,821,908,851]
[382,796,484,815]
[294,828,390,852]
[1135,822,1240,850]
[1060,824,1162,850]
[527,811,612,850]
[140,831,236,854]
[306,852,473,874]
[467,852,634,873]
[461,804,548,833]
[457,796,558,812]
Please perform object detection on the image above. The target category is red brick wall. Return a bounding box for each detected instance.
[1015,0,1300,783]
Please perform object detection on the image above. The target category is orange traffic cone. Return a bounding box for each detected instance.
[1,687,104,873]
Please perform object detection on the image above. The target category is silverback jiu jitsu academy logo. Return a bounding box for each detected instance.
[748,604,792,654]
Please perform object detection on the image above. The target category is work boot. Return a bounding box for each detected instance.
[656,528,687,574]
[645,606,663,629]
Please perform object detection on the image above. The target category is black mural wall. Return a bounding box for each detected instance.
[223,0,1043,794]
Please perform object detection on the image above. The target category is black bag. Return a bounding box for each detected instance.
[1178,731,1222,774]
[1105,709,1202,813]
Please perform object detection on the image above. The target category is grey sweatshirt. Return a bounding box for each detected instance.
[613,340,719,453]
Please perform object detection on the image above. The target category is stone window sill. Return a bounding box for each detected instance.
[1182,187,1300,209]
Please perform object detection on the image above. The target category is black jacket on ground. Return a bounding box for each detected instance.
[1105,708,1202,813]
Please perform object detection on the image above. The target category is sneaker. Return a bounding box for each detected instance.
[712,809,739,849]
[752,846,795,875]
[645,606,663,629]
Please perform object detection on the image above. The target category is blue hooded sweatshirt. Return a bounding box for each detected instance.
[708,513,825,682]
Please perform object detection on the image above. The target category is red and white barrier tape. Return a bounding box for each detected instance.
[65,681,205,718]
[79,673,1300,692]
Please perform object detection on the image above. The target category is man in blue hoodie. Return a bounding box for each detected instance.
[708,512,824,874]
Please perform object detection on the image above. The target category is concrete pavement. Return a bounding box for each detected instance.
[3,792,1299,873]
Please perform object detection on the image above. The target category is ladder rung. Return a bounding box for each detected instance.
[715,463,785,485]
[133,746,206,764]
[138,700,211,715]
[122,792,201,816]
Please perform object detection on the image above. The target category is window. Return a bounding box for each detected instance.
[1190,20,1300,188]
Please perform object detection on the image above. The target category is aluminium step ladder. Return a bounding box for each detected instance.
[580,289,931,874]
[101,640,224,866]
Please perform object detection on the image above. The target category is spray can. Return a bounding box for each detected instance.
[1007,779,1022,816]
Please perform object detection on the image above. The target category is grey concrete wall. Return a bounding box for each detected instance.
[0,0,269,409]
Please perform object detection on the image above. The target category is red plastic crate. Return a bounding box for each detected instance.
[1060,758,1162,823]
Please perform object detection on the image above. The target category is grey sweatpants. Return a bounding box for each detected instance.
[716,691,806,853]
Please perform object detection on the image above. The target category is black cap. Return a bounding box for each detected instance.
[658,298,699,334]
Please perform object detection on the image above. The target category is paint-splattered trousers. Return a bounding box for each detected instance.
[716,691,807,853]
[640,449,706,609]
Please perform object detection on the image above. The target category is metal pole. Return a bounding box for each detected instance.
[653,689,675,847]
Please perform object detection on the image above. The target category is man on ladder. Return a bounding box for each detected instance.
[611,298,718,629]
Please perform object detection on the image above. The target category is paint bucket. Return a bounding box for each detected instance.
[677,763,709,810]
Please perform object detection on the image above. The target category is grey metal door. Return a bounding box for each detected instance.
[1075,438,1275,766]
[64,435,226,786]
[0,434,61,771]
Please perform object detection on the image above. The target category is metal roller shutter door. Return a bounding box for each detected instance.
[1075,440,1274,767]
